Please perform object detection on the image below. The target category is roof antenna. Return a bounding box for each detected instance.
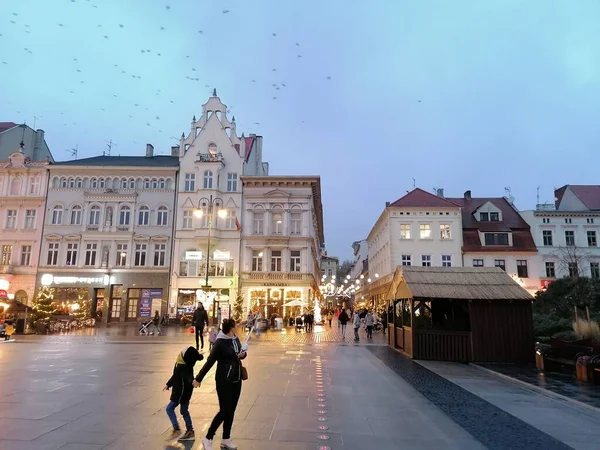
[104,139,116,156]
[67,144,78,160]
[504,186,511,197]
[412,178,416,189]
[536,186,540,206]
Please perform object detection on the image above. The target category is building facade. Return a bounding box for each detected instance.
[320,255,339,280]
[170,92,267,321]
[521,185,600,285]
[0,123,54,162]
[0,146,51,304]
[366,189,463,307]
[239,176,324,320]
[37,148,178,322]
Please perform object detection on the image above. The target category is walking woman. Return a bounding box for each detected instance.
[193,318,247,450]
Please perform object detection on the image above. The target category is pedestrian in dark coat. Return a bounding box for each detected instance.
[193,303,209,350]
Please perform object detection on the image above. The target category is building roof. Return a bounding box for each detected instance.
[387,266,532,301]
[448,196,537,253]
[0,122,18,133]
[244,136,254,162]
[53,155,179,167]
[389,188,459,208]
[556,185,600,211]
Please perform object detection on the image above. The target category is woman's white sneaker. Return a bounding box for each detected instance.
[221,438,238,449]
[202,437,213,450]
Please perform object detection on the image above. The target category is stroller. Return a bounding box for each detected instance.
[295,316,304,332]
[139,319,153,335]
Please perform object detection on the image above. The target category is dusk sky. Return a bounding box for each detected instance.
[1,1,599,261]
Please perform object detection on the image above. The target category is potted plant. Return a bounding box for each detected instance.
[576,355,590,382]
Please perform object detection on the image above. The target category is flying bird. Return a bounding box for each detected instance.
[222,9,229,14]
[272,33,276,37]
[119,24,124,28]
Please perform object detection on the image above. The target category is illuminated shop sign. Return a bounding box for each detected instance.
[213,250,231,261]
[41,274,115,286]
[185,251,203,260]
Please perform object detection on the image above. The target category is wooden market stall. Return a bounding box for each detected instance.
[385,266,534,363]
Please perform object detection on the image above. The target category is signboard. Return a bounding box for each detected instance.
[185,251,203,261]
[41,274,115,286]
[0,289,7,298]
[220,303,230,319]
[213,250,231,261]
[140,289,162,317]
[540,279,553,289]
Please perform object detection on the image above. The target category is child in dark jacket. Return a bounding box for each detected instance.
[164,346,203,440]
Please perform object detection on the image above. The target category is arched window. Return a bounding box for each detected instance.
[60,178,68,188]
[98,178,105,188]
[151,179,158,189]
[208,142,217,155]
[70,205,82,225]
[68,178,75,188]
[89,205,101,225]
[52,177,59,189]
[129,178,135,189]
[203,170,213,189]
[121,178,128,189]
[157,206,168,226]
[76,178,83,188]
[91,178,98,189]
[290,205,302,235]
[253,206,265,235]
[119,205,131,225]
[144,178,151,189]
[10,177,22,195]
[51,205,63,225]
[159,178,166,189]
[138,206,150,226]
[271,206,283,235]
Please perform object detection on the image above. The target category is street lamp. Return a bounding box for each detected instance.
[195,195,227,325]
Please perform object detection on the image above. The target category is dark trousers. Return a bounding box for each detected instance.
[366,325,373,339]
[207,381,242,440]
[195,326,205,349]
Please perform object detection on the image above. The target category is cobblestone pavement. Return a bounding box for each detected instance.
[1,329,597,449]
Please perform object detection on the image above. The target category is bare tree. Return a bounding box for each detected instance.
[551,245,592,278]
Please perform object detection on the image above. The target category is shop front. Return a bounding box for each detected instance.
[37,271,169,323]
[244,284,311,324]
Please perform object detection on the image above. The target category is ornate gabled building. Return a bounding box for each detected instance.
[170,91,268,321]
[0,144,51,303]
[239,176,324,320]
[0,122,54,162]
[37,147,178,322]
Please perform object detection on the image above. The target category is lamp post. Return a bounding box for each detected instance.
[195,195,227,325]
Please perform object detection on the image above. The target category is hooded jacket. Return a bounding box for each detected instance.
[166,346,203,403]
[195,331,246,384]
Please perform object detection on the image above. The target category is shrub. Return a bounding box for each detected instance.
[573,319,600,341]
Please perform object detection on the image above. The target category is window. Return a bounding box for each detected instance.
[152,179,158,189]
[542,230,553,246]
[159,179,166,189]
[134,244,147,266]
[65,243,78,266]
[565,218,572,224]
[157,206,168,226]
[129,178,135,189]
[91,178,98,188]
[110,285,122,320]
[442,255,452,267]
[399,224,411,239]
[419,224,431,239]
[473,259,484,267]
[203,170,213,189]
[153,244,166,266]
[587,218,595,224]
[116,244,128,266]
[565,230,575,246]
[1,245,12,265]
[401,255,411,266]
[490,212,500,222]
[421,255,431,267]
[587,231,597,247]
[252,250,263,271]
[271,209,283,234]
[29,177,40,194]
[144,179,151,189]
[119,206,131,225]
[85,243,97,266]
[121,178,128,189]
[51,206,63,225]
[253,212,264,235]
[227,173,238,192]
[543,218,550,224]
[60,178,68,188]
[127,289,139,319]
[591,263,600,279]
[440,224,451,239]
[494,259,506,271]
[479,212,489,221]
[70,205,82,225]
[20,245,31,266]
[225,210,236,230]
[76,178,83,188]
[98,178,105,188]
[290,250,301,272]
[89,205,100,225]
[69,178,75,188]
[138,206,150,226]
[184,173,195,192]
[545,262,555,278]
[180,261,198,277]
[5,210,17,229]
[47,243,59,265]
[517,260,528,278]
[568,262,578,277]
[271,250,282,272]
[182,210,193,229]
[484,233,509,245]
[291,213,301,235]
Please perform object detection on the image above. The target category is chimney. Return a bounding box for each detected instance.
[464,190,472,201]
[436,188,444,198]
[171,145,179,157]
[145,143,154,158]
[385,201,391,207]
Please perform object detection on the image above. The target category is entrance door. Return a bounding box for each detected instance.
[109,285,123,322]
[93,288,105,320]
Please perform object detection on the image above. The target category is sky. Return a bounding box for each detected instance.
[1,0,600,261]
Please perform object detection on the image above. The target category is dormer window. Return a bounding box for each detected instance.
[208,143,217,155]
[484,233,509,245]
[490,212,499,221]
[480,212,489,221]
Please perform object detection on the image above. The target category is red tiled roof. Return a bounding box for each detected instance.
[0,122,18,133]
[557,185,600,211]
[389,188,460,208]
[244,136,254,162]
[448,196,537,253]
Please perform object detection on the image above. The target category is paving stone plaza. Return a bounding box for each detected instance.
[0,324,599,450]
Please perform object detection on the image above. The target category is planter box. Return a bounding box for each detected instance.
[576,363,589,382]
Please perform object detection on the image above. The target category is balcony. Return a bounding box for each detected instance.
[243,272,311,281]
[0,265,14,274]
[196,152,224,164]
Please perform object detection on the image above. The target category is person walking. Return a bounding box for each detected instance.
[381,310,388,336]
[338,308,349,338]
[254,310,262,336]
[164,346,204,441]
[194,319,247,450]
[194,303,209,351]
[353,309,361,341]
[246,311,255,333]
[327,311,333,327]
[151,310,162,335]
[336,309,341,328]
[365,310,374,339]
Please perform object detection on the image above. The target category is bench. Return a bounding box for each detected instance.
[540,338,594,372]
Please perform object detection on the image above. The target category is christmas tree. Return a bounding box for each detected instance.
[233,293,244,322]
[71,292,91,320]
[31,286,58,326]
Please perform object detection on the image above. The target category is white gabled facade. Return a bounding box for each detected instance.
[239,176,324,321]
[38,149,178,322]
[0,147,50,304]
